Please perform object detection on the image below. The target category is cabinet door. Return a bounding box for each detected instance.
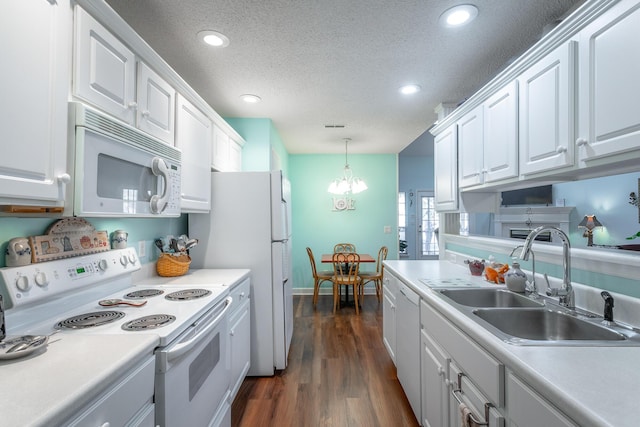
[577,0,640,168]
[228,139,243,172]
[434,125,458,211]
[421,330,449,427]
[483,81,518,183]
[0,0,72,206]
[212,124,230,171]
[74,7,136,124]
[382,275,397,364]
[507,372,577,427]
[519,41,576,176]
[229,299,250,401]
[175,94,212,212]
[458,106,484,188]
[137,62,175,145]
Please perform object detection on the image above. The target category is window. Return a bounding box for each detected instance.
[398,192,407,254]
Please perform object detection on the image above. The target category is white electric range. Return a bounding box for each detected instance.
[0,248,232,427]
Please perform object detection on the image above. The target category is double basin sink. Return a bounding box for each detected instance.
[434,288,640,346]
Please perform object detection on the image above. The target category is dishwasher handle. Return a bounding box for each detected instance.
[166,296,232,362]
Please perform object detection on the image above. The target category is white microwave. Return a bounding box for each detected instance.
[69,102,181,217]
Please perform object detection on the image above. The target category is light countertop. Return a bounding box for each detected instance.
[384,259,640,427]
[0,334,158,427]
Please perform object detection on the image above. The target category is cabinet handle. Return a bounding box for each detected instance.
[555,145,567,154]
[57,173,71,184]
[437,366,445,376]
[576,137,588,147]
[141,110,150,118]
[128,101,138,109]
[450,372,492,427]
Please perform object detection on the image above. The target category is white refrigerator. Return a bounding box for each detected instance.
[189,170,293,376]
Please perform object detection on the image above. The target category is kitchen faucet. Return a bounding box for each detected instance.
[519,226,574,308]
[509,245,538,298]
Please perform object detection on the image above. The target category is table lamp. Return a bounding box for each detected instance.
[578,214,603,246]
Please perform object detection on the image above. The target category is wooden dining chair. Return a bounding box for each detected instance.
[359,246,388,303]
[306,247,334,307]
[332,252,362,314]
[333,243,356,253]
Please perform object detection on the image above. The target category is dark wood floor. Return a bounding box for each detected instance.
[231,294,420,427]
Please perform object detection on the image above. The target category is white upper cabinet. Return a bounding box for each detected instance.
[519,41,576,176]
[175,94,212,213]
[212,124,243,172]
[434,125,458,212]
[457,106,484,188]
[74,7,136,125]
[74,6,175,145]
[212,124,230,171]
[137,62,175,145]
[577,0,640,169]
[483,81,518,184]
[0,0,72,207]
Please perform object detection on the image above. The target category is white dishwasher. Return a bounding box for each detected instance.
[396,281,421,423]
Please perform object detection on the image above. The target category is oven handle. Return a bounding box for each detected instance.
[166,296,232,362]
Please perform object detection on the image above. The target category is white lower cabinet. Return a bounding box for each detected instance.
[382,273,398,364]
[421,329,450,427]
[506,371,577,427]
[229,278,251,402]
[66,356,155,427]
[396,281,421,422]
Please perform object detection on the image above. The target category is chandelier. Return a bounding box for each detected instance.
[327,138,368,195]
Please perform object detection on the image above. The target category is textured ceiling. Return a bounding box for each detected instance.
[105,0,584,154]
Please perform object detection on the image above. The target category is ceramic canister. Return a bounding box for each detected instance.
[112,230,128,249]
[505,262,528,293]
[5,237,32,267]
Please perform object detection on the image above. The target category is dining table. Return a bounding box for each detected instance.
[322,253,375,307]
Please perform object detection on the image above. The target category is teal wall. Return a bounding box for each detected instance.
[290,153,398,292]
[0,216,187,268]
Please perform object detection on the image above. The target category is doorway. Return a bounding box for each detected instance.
[417,191,439,260]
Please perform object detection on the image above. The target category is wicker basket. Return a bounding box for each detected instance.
[156,253,191,277]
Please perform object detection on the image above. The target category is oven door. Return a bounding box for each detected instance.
[155,297,232,427]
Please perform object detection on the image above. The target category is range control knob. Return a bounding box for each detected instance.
[120,255,129,266]
[97,259,109,271]
[15,275,31,292]
[128,253,137,265]
[34,272,49,287]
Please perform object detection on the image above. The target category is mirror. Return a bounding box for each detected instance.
[458,171,640,252]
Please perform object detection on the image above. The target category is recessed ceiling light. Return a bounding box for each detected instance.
[240,94,261,104]
[197,30,230,47]
[439,4,478,28]
[399,84,421,95]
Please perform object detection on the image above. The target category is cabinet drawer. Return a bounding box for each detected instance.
[67,356,155,426]
[450,362,505,427]
[421,300,504,406]
[229,278,250,315]
[507,371,577,427]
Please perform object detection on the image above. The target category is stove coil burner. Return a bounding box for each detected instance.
[56,311,125,329]
[121,314,176,331]
[165,289,212,301]
[124,289,164,299]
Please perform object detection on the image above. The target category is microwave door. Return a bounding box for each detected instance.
[74,128,179,217]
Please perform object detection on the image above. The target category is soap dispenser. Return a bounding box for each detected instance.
[505,262,527,292]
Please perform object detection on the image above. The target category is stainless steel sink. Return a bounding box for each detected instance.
[437,288,544,308]
[473,308,627,342]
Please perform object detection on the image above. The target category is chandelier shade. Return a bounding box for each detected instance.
[327,139,368,195]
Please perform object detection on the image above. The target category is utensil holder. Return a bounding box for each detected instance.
[156,253,191,277]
